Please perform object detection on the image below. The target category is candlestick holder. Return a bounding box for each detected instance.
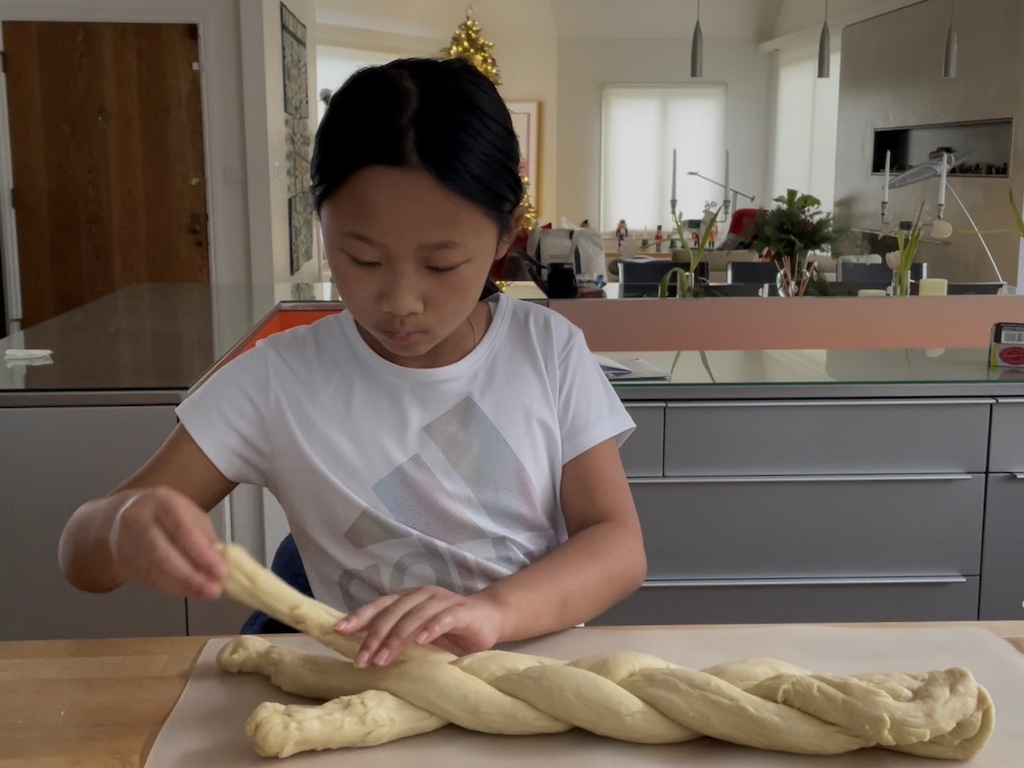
[880,200,891,226]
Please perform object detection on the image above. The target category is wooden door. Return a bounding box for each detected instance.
[3,21,209,328]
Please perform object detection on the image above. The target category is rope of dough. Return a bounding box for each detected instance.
[217,543,453,664]
[216,545,995,760]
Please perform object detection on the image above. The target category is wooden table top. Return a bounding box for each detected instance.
[2,622,1023,767]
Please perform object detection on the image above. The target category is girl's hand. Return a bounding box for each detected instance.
[107,486,226,600]
[333,587,506,667]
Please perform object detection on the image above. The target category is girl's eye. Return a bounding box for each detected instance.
[427,265,459,274]
[348,254,380,268]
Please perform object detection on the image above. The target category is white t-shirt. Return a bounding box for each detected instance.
[176,293,634,612]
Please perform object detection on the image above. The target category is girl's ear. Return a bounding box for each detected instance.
[495,205,526,259]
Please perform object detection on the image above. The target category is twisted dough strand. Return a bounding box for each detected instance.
[215,544,994,760]
[217,637,994,760]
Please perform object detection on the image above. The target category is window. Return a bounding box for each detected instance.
[770,43,841,211]
[601,85,727,233]
[316,46,401,122]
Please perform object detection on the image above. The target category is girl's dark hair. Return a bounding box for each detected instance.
[312,57,524,242]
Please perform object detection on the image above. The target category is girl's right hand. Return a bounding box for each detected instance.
[107,486,227,600]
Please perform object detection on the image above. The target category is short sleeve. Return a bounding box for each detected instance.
[175,341,273,486]
[557,327,636,464]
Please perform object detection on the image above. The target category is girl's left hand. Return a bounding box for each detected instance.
[332,587,506,667]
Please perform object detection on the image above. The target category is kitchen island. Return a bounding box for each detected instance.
[4,284,1024,641]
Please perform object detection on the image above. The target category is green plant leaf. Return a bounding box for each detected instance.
[1011,189,1024,238]
[658,267,691,298]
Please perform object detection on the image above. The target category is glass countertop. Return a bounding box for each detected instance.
[603,348,1024,393]
[3,283,1022,401]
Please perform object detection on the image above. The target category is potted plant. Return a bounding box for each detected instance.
[658,206,720,299]
[884,202,926,297]
[750,189,843,297]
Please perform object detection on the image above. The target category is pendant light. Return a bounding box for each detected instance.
[817,0,831,78]
[690,0,703,79]
[943,0,958,78]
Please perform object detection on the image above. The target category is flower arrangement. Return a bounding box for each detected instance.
[750,190,843,297]
[884,202,926,297]
[658,206,721,299]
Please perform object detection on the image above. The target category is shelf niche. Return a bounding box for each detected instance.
[872,119,1013,178]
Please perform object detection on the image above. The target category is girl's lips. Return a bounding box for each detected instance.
[380,329,421,345]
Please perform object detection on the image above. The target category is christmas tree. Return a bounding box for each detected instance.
[442,12,501,86]
[443,12,539,230]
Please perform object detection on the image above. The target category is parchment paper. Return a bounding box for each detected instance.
[145,625,1024,766]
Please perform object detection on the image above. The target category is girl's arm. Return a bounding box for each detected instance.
[479,436,646,638]
[336,437,646,665]
[58,425,237,598]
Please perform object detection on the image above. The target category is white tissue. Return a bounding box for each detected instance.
[4,349,53,359]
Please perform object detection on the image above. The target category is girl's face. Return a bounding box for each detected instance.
[320,166,513,368]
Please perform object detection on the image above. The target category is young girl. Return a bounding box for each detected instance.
[58,57,645,668]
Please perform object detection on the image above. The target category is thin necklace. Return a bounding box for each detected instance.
[466,309,478,349]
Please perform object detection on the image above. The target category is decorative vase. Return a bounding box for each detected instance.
[674,269,693,298]
[771,252,810,297]
[892,268,911,297]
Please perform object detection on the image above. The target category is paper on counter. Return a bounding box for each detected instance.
[4,349,53,367]
[4,349,52,359]
[144,624,1024,768]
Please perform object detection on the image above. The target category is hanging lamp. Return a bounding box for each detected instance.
[817,0,831,78]
[943,0,958,78]
[690,0,703,78]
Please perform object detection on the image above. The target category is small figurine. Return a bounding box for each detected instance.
[615,219,629,249]
[653,225,664,252]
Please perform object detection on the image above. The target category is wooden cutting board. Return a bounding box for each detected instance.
[145,625,1024,767]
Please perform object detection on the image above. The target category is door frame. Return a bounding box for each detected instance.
[0,5,226,330]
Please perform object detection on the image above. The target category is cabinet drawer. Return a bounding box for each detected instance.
[620,403,664,477]
[632,474,984,579]
[592,577,980,625]
[989,402,1024,472]
[664,400,991,476]
[980,474,1024,620]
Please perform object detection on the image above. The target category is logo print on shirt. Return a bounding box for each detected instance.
[336,397,548,609]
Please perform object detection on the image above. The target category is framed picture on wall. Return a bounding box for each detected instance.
[506,101,540,202]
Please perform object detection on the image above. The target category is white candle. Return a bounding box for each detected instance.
[724,149,731,205]
[938,152,948,206]
[883,150,891,203]
[671,149,677,203]
[918,278,949,296]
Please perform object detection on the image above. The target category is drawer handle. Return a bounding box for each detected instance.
[633,474,973,485]
[642,576,968,588]
[667,399,993,409]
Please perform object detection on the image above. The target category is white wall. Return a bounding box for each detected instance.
[240,0,319,286]
[556,37,772,226]
[835,0,1024,283]
[0,0,251,292]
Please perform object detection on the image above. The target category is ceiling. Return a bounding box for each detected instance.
[313,0,917,43]
[315,0,785,42]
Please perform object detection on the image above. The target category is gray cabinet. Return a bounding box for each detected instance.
[665,400,992,476]
[620,403,664,477]
[600,397,995,626]
[980,473,1024,620]
[597,577,980,625]
[633,475,984,580]
[0,406,188,640]
[989,400,1024,472]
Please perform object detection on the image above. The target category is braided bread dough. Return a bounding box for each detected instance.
[215,544,995,760]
